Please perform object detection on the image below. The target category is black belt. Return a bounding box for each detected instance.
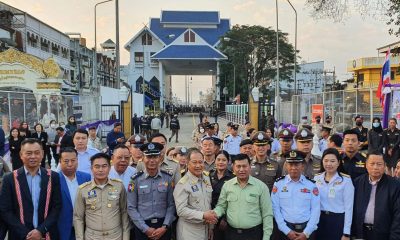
[321,211,344,216]
[228,223,262,234]
[285,221,307,231]
[144,218,165,225]
[363,223,374,231]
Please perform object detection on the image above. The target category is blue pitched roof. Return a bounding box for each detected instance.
[152,45,226,59]
[150,18,230,46]
[161,11,219,24]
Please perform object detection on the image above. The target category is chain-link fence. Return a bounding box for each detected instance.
[290,86,382,132]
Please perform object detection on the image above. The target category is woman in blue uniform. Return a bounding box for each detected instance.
[314,148,354,240]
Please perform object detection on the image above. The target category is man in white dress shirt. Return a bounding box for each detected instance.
[109,144,137,190]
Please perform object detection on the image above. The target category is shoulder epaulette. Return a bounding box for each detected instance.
[79,181,91,189]
[171,158,179,163]
[224,135,231,138]
[180,169,186,174]
[275,176,285,182]
[178,175,188,184]
[131,171,144,180]
[340,172,351,178]
[305,176,316,183]
[314,172,323,176]
[161,169,173,176]
[361,152,367,158]
[203,171,210,176]
[311,155,322,160]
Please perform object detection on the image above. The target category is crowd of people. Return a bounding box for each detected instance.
[0,112,399,240]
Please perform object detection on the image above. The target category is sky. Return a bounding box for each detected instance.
[5,0,399,103]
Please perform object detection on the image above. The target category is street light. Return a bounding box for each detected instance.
[275,0,280,126]
[286,0,297,95]
[94,0,113,87]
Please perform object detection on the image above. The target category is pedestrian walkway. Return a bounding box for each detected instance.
[158,113,241,148]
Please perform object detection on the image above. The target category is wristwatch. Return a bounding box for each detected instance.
[162,224,169,229]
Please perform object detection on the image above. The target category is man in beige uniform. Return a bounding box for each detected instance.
[173,148,217,240]
[73,152,130,240]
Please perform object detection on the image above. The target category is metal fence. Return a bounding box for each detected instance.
[225,86,383,133]
[291,86,382,132]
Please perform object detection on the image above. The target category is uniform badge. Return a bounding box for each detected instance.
[272,186,278,194]
[148,143,155,150]
[301,130,307,137]
[283,130,288,136]
[135,135,141,142]
[128,182,135,192]
[281,186,288,192]
[88,190,97,198]
[312,187,319,196]
[191,185,199,192]
[257,133,263,140]
[355,161,365,167]
[107,203,112,208]
[290,151,297,158]
[300,188,310,193]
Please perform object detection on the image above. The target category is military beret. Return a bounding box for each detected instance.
[140,142,163,156]
[294,128,314,142]
[251,131,272,145]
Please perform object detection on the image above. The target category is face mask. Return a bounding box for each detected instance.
[373,122,380,128]
[356,122,362,126]
[326,120,331,124]
[199,128,205,133]
[50,124,56,128]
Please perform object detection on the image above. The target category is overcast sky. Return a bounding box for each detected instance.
[5,0,399,103]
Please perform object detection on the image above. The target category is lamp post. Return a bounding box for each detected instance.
[286,0,297,95]
[218,60,236,101]
[115,0,121,89]
[94,0,113,87]
[275,0,280,126]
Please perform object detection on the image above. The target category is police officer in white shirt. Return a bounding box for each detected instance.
[109,144,137,191]
[314,148,353,240]
[223,124,242,156]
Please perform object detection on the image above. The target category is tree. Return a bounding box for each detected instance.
[305,0,400,36]
[218,25,298,103]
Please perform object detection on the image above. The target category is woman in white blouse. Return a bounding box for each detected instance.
[314,148,354,240]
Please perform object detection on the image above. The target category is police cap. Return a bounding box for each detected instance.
[128,134,146,147]
[140,142,163,156]
[176,146,188,156]
[294,128,314,142]
[278,128,294,140]
[285,150,305,163]
[251,131,272,145]
[240,139,253,147]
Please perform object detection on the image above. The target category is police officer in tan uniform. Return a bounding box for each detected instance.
[73,153,130,240]
[173,148,216,240]
[282,129,321,179]
[272,129,295,167]
[250,131,282,192]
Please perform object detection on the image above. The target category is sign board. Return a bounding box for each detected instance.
[311,104,324,123]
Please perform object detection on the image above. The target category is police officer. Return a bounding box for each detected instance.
[250,131,282,192]
[141,115,151,140]
[173,148,216,240]
[136,133,181,185]
[73,153,130,240]
[311,115,322,139]
[341,129,367,180]
[127,143,176,240]
[325,115,336,134]
[223,124,242,156]
[272,128,295,167]
[271,150,320,240]
[169,114,180,143]
[126,134,146,168]
[240,139,254,159]
[352,115,368,152]
[383,118,400,175]
[318,125,331,153]
[283,128,321,179]
[201,136,217,172]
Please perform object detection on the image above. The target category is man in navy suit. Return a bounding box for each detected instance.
[0,138,62,240]
[58,147,91,240]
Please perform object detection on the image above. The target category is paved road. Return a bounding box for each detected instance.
[158,113,234,148]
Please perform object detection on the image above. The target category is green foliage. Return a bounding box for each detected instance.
[218,25,298,103]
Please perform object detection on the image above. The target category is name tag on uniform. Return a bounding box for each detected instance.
[328,187,335,198]
[139,185,148,189]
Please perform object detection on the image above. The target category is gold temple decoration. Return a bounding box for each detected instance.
[0,48,61,78]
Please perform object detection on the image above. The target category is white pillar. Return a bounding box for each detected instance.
[159,61,164,110]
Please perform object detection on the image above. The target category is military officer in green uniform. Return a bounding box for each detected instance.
[250,131,282,192]
[73,153,130,240]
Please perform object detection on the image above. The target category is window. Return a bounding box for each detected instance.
[40,38,49,52]
[184,30,195,43]
[150,52,158,66]
[135,52,144,63]
[142,33,152,45]
[52,44,59,56]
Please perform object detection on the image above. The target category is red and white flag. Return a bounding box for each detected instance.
[376,49,391,108]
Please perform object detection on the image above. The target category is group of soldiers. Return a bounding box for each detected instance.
[1,113,400,240]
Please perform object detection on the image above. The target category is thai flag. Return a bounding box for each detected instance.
[377,49,391,107]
